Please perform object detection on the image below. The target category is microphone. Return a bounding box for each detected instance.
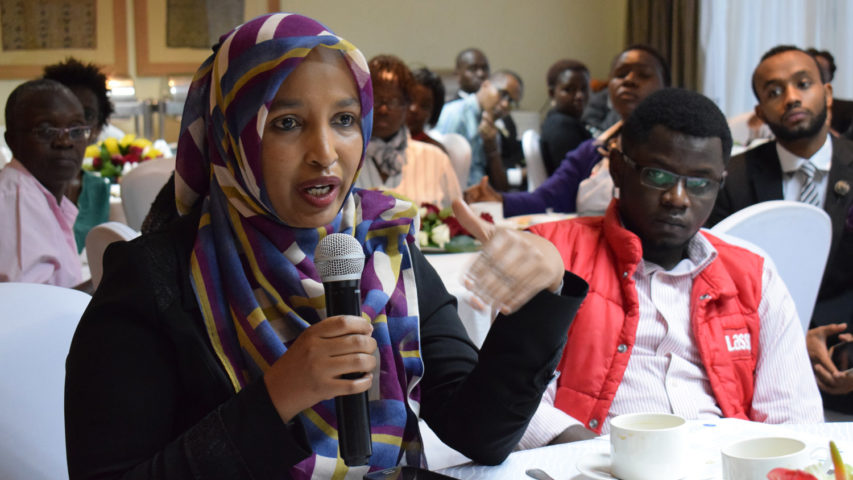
[314,233,372,466]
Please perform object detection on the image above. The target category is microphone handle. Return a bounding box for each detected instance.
[324,279,372,466]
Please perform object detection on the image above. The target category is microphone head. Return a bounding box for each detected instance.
[315,233,365,282]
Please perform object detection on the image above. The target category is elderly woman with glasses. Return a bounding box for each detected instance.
[0,79,92,287]
[354,54,462,208]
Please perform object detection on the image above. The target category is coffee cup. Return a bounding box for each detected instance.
[610,412,688,480]
[721,437,811,480]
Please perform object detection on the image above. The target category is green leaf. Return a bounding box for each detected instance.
[443,235,480,253]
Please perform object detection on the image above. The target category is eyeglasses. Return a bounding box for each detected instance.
[617,150,725,196]
[30,126,92,143]
[498,89,519,109]
[374,97,406,110]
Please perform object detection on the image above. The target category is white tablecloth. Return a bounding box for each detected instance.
[436,419,853,479]
[423,252,494,348]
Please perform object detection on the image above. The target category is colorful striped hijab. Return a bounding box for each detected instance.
[173,13,425,477]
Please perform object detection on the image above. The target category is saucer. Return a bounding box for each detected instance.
[576,452,714,480]
[576,453,615,480]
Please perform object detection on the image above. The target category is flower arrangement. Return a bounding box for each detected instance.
[417,203,493,252]
[83,134,164,181]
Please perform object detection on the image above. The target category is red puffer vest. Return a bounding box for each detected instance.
[530,201,763,434]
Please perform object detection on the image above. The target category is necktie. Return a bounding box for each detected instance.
[798,161,821,207]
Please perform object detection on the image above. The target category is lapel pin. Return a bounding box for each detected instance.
[835,180,850,197]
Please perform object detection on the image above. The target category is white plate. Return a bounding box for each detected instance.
[502,213,576,230]
[576,452,715,480]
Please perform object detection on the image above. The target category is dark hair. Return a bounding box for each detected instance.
[751,45,825,99]
[455,47,488,70]
[368,54,416,103]
[546,59,589,89]
[806,47,836,82]
[614,44,671,87]
[491,69,524,90]
[43,57,114,129]
[5,78,72,133]
[412,67,445,126]
[622,88,732,165]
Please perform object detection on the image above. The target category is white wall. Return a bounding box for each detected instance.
[0,0,627,135]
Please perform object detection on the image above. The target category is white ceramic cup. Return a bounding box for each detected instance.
[610,412,688,480]
[721,437,810,480]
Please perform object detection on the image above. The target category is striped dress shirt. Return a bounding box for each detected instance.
[356,133,462,208]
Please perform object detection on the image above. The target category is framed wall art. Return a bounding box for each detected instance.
[134,0,278,76]
[0,0,128,79]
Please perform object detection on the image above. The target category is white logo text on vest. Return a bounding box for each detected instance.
[725,333,751,352]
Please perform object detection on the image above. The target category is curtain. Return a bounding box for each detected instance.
[626,0,700,90]
[699,0,853,117]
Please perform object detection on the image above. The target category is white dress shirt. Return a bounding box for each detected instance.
[518,232,823,449]
[777,133,833,207]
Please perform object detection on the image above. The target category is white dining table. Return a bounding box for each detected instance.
[435,418,853,479]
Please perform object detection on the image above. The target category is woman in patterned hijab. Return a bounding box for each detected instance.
[66,13,586,480]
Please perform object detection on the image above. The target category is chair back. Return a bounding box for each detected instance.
[85,222,140,288]
[0,283,91,480]
[522,129,547,192]
[710,200,832,331]
[431,131,472,190]
[120,156,176,230]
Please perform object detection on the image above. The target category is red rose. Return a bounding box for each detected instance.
[123,152,142,165]
[766,468,818,480]
[93,157,102,169]
[421,202,440,215]
[111,154,124,165]
[442,216,470,238]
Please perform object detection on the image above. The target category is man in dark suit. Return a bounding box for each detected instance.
[708,45,853,412]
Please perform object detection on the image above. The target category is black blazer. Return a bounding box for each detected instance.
[709,135,853,326]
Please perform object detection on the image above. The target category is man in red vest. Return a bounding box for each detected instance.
[517,88,822,448]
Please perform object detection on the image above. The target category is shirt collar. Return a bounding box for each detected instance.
[776,133,833,174]
[637,231,718,278]
[8,157,78,216]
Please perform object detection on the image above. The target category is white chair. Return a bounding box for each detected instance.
[431,131,472,190]
[0,283,91,480]
[85,221,140,289]
[727,111,773,156]
[120,156,175,230]
[710,200,832,332]
[522,129,547,192]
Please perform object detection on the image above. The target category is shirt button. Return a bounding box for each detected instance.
[589,419,599,429]
[699,294,711,300]
[623,271,629,278]
[617,344,628,353]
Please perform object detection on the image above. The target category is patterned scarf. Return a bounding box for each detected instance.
[173,13,425,478]
[367,127,409,178]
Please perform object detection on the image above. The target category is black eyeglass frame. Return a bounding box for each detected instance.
[28,125,93,144]
[614,148,726,196]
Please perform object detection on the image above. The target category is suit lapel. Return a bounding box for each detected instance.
[824,136,853,251]
[746,142,785,201]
